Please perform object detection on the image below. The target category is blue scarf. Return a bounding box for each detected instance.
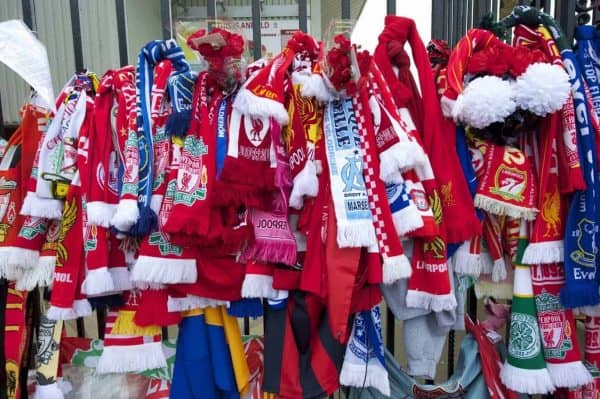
[165,71,196,137]
[560,28,600,307]
[131,39,189,236]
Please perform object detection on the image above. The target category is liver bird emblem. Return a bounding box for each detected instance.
[542,190,560,238]
[55,198,78,267]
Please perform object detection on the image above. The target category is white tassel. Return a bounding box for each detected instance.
[20,192,64,220]
[382,254,412,284]
[131,256,197,284]
[452,242,481,277]
[500,362,555,395]
[340,363,390,397]
[73,299,92,318]
[109,267,133,291]
[233,88,289,126]
[110,199,139,232]
[85,201,117,228]
[46,306,78,321]
[81,267,115,296]
[405,290,457,312]
[33,383,65,399]
[167,295,229,312]
[17,256,56,290]
[96,342,167,374]
[299,73,333,103]
[546,362,592,388]
[336,221,377,248]
[391,205,424,236]
[6,247,40,269]
[149,194,164,215]
[492,258,507,282]
[522,241,564,265]
[288,161,318,210]
[241,274,276,298]
[379,142,426,184]
[474,195,538,221]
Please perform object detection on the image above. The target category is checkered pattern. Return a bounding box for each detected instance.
[352,92,394,259]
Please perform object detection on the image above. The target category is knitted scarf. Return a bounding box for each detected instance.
[4,285,29,399]
[340,305,389,396]
[165,71,196,137]
[353,86,412,283]
[375,16,480,244]
[531,263,592,387]
[131,39,189,236]
[323,97,376,248]
[33,317,64,399]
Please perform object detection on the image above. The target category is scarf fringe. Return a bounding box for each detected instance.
[6,247,40,269]
[578,305,600,316]
[20,192,64,220]
[86,202,117,228]
[480,250,494,275]
[149,194,163,215]
[339,362,390,397]
[167,295,229,312]
[475,280,513,300]
[131,255,197,284]
[560,285,600,308]
[33,383,65,399]
[227,299,264,318]
[522,241,564,265]
[96,341,167,374]
[405,289,458,312]
[379,142,426,184]
[234,88,289,126]
[452,245,481,277]
[128,206,157,237]
[337,221,377,248]
[546,361,592,388]
[500,362,555,395]
[0,252,23,281]
[382,254,412,284]
[47,299,91,321]
[241,274,276,298]
[297,73,333,103]
[289,161,319,210]
[392,205,424,236]
[241,241,297,266]
[474,194,538,221]
[81,267,115,296]
[133,281,165,290]
[16,256,56,290]
[109,267,133,291]
[212,183,265,209]
[110,199,140,232]
[112,310,161,336]
[165,110,191,137]
[492,258,507,283]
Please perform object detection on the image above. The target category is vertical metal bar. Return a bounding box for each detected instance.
[467,0,474,29]
[162,326,169,340]
[443,0,450,42]
[0,280,8,399]
[244,317,250,335]
[251,0,262,61]
[467,286,477,320]
[0,93,4,140]
[69,0,85,72]
[457,0,465,44]
[160,0,171,41]
[115,0,129,67]
[450,0,457,45]
[386,307,395,353]
[447,330,456,377]
[299,0,308,32]
[341,0,351,19]
[96,307,107,339]
[474,0,488,26]
[387,0,396,15]
[543,0,551,14]
[556,0,576,43]
[431,0,444,40]
[207,0,216,18]
[21,0,35,30]
[76,317,85,337]
[492,0,500,20]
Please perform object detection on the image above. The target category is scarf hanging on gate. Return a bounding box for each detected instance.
[4,285,29,399]
[165,71,196,138]
[323,97,376,248]
[585,316,600,367]
[375,16,480,244]
[531,263,591,387]
[32,317,64,399]
[131,39,190,237]
[353,86,412,283]
[340,305,389,396]
[12,216,49,291]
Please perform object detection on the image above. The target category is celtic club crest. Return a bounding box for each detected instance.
[508,312,541,359]
[148,232,183,256]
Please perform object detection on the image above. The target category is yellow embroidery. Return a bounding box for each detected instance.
[56,198,77,267]
[541,189,560,238]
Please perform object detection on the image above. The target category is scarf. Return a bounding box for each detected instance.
[353,86,412,283]
[110,67,140,232]
[96,309,165,374]
[31,79,88,219]
[163,72,223,237]
[531,263,592,387]
[46,173,92,321]
[12,216,49,291]
[375,16,480,244]
[165,71,196,137]
[500,264,555,394]
[340,305,389,396]
[131,39,189,236]
[323,97,376,248]
[586,316,600,367]
[4,285,29,399]
[32,317,64,399]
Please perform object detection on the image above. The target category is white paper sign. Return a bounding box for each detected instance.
[0,20,55,112]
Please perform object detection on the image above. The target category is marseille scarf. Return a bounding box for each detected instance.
[340,305,389,396]
[323,97,376,248]
[131,39,189,236]
[531,263,592,387]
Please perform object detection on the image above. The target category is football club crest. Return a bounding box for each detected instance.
[491,164,527,201]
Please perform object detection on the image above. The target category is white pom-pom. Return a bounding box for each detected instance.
[454,76,517,129]
[514,63,570,117]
